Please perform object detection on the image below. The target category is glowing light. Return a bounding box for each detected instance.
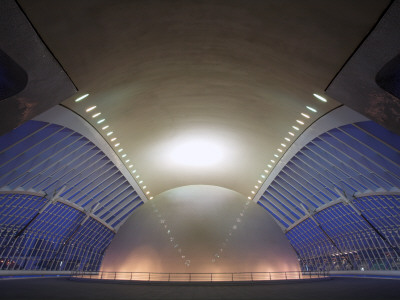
[251,191,255,194]
[111,137,117,141]
[301,113,310,118]
[270,160,275,163]
[140,181,144,184]
[274,154,279,158]
[289,132,294,136]
[146,191,150,195]
[97,119,105,124]
[306,106,317,113]
[292,126,299,131]
[129,165,133,168]
[285,137,291,141]
[86,106,96,112]
[75,94,89,102]
[132,170,136,173]
[136,175,140,178]
[143,186,147,189]
[296,120,304,125]
[125,159,130,163]
[102,125,109,130]
[150,197,153,200]
[261,175,266,178]
[277,149,282,152]
[281,143,286,147]
[118,149,123,152]
[107,131,113,136]
[258,180,262,183]
[122,154,127,158]
[264,170,269,173]
[268,164,272,168]
[247,196,251,200]
[313,93,327,102]
[168,138,225,167]
[92,112,101,118]
[114,143,120,147]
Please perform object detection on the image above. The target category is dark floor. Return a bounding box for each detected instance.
[0,277,399,300]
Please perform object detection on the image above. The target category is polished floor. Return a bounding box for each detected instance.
[0,277,399,300]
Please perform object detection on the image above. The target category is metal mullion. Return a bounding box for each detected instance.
[15,137,90,189]
[260,195,294,224]
[78,166,120,207]
[315,135,373,191]
[95,182,132,213]
[304,142,359,194]
[108,197,142,224]
[30,145,98,191]
[267,184,304,217]
[295,153,341,199]
[0,123,51,155]
[318,133,398,188]
[265,188,301,220]
[87,174,125,208]
[285,163,325,205]
[6,133,82,189]
[279,170,319,208]
[337,127,400,169]
[289,158,334,202]
[258,198,289,228]
[270,181,306,213]
[274,175,317,210]
[70,161,116,204]
[0,127,71,181]
[99,190,136,218]
[53,152,108,196]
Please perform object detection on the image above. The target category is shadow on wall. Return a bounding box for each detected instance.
[101,185,299,273]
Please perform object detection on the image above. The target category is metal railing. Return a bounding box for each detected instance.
[71,271,328,282]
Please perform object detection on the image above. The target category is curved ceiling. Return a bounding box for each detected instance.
[18,0,390,198]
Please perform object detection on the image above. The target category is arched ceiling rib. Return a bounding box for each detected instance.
[18,0,390,197]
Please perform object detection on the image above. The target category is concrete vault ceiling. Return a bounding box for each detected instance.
[18,0,390,198]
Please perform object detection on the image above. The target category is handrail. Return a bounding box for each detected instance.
[71,270,328,282]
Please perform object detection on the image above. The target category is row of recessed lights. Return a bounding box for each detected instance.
[247,93,327,200]
[75,94,153,200]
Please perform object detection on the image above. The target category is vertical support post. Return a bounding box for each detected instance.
[130,272,132,281]
[168,273,170,282]
[285,272,287,280]
[232,273,234,281]
[148,272,151,281]
[269,272,271,280]
[251,272,253,282]
[114,272,116,280]
[211,273,213,282]
[189,273,191,282]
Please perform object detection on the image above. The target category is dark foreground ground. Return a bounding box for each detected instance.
[0,277,399,300]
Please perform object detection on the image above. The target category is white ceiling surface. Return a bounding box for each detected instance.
[19,0,389,198]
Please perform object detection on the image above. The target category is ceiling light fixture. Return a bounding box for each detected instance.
[285,137,291,141]
[274,154,279,158]
[251,191,255,194]
[264,170,269,173]
[150,197,153,200]
[140,181,144,184]
[122,154,127,158]
[75,94,89,102]
[92,112,101,118]
[118,149,123,152]
[107,131,113,136]
[313,93,327,102]
[301,113,310,118]
[258,180,262,183]
[261,175,266,178]
[268,164,272,168]
[129,165,133,168]
[136,175,139,178]
[247,196,251,200]
[143,186,147,189]
[292,126,299,131]
[111,137,117,141]
[114,143,120,147]
[102,125,109,130]
[255,185,259,189]
[277,149,282,152]
[281,143,286,147]
[306,106,317,113]
[296,120,304,125]
[132,170,136,173]
[288,132,294,136]
[270,159,275,163]
[125,159,130,163]
[97,119,105,124]
[86,106,96,112]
